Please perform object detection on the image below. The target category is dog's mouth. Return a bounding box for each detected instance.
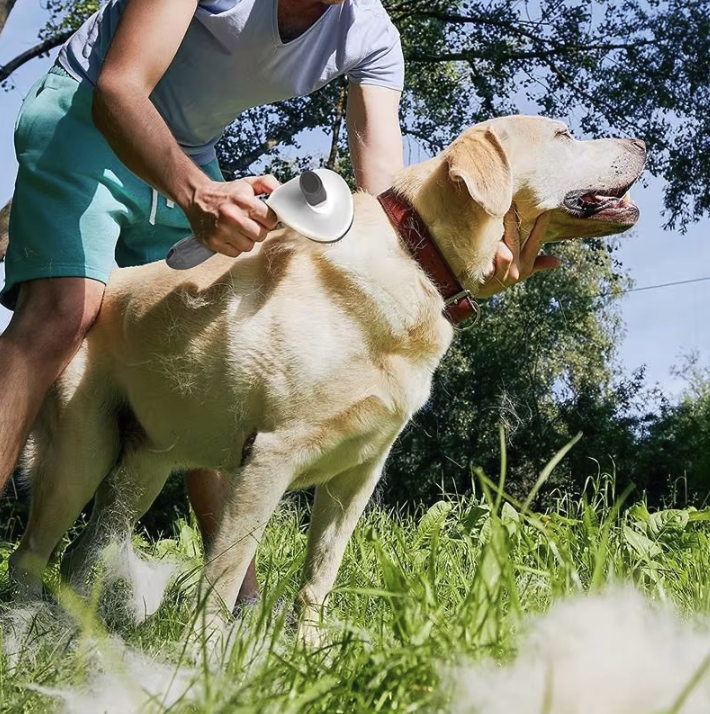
[563,184,639,225]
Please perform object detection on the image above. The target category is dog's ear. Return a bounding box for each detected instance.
[445,128,513,218]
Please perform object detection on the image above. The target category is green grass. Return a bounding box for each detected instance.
[3,448,710,713]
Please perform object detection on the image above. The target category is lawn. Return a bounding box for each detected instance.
[3,450,710,714]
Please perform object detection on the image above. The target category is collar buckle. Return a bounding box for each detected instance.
[444,289,472,307]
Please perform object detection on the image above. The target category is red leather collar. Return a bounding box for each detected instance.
[377,188,478,326]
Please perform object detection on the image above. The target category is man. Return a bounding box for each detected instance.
[0,0,556,601]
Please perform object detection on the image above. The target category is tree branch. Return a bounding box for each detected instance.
[0,0,18,38]
[0,199,10,262]
[0,31,73,83]
[393,9,524,27]
[545,55,640,132]
[395,10,655,60]
[221,137,282,179]
[219,103,320,176]
[406,41,655,64]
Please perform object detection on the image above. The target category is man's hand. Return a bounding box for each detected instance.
[186,175,281,257]
[477,212,561,298]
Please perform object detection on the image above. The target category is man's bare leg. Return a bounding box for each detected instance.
[185,468,259,600]
[0,277,105,493]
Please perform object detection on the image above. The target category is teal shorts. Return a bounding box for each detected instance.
[2,65,223,310]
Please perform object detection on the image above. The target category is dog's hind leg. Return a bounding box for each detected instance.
[60,448,173,593]
[59,475,121,591]
[9,389,120,600]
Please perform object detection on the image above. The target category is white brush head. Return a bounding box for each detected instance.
[265,168,354,243]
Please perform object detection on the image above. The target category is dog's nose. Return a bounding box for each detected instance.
[629,138,646,153]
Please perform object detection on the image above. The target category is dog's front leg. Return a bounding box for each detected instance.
[297,450,391,645]
[201,435,296,630]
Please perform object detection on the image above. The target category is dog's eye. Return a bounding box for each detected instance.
[555,128,573,139]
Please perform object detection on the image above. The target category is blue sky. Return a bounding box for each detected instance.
[1,0,708,396]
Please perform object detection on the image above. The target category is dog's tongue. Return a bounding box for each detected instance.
[584,192,632,206]
[604,192,634,206]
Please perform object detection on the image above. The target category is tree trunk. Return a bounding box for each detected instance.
[0,0,17,39]
[0,199,10,262]
[326,82,348,170]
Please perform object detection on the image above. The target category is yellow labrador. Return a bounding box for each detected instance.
[10,116,646,638]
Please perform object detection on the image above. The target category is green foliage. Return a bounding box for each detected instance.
[633,354,710,502]
[6,0,707,513]
[40,0,98,42]
[383,238,633,505]
[4,465,710,712]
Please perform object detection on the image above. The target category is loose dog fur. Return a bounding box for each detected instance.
[9,116,646,639]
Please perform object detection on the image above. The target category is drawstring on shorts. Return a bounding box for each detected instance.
[149,189,175,225]
[149,189,158,226]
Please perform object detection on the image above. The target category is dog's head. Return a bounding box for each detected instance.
[396,115,646,289]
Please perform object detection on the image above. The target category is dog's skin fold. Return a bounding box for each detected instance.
[9,116,646,642]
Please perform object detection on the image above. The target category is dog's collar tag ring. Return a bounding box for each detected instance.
[445,290,480,331]
[376,188,479,329]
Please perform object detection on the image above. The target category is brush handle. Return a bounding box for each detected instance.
[165,236,216,270]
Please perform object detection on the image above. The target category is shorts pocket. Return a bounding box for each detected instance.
[13,74,58,156]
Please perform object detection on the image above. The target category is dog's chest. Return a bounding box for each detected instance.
[286,363,436,490]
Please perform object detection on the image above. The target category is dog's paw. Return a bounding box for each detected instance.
[7,556,44,603]
[296,617,326,648]
[231,595,260,620]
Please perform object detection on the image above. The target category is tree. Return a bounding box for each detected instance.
[632,354,710,504]
[2,0,710,227]
[2,0,709,516]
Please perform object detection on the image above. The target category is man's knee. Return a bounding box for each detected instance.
[6,277,105,357]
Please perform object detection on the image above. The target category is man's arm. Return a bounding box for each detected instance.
[346,83,404,194]
[93,0,277,257]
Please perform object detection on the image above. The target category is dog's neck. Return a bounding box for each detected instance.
[391,161,505,296]
[377,188,478,325]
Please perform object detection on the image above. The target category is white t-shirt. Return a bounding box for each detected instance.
[59,0,405,165]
